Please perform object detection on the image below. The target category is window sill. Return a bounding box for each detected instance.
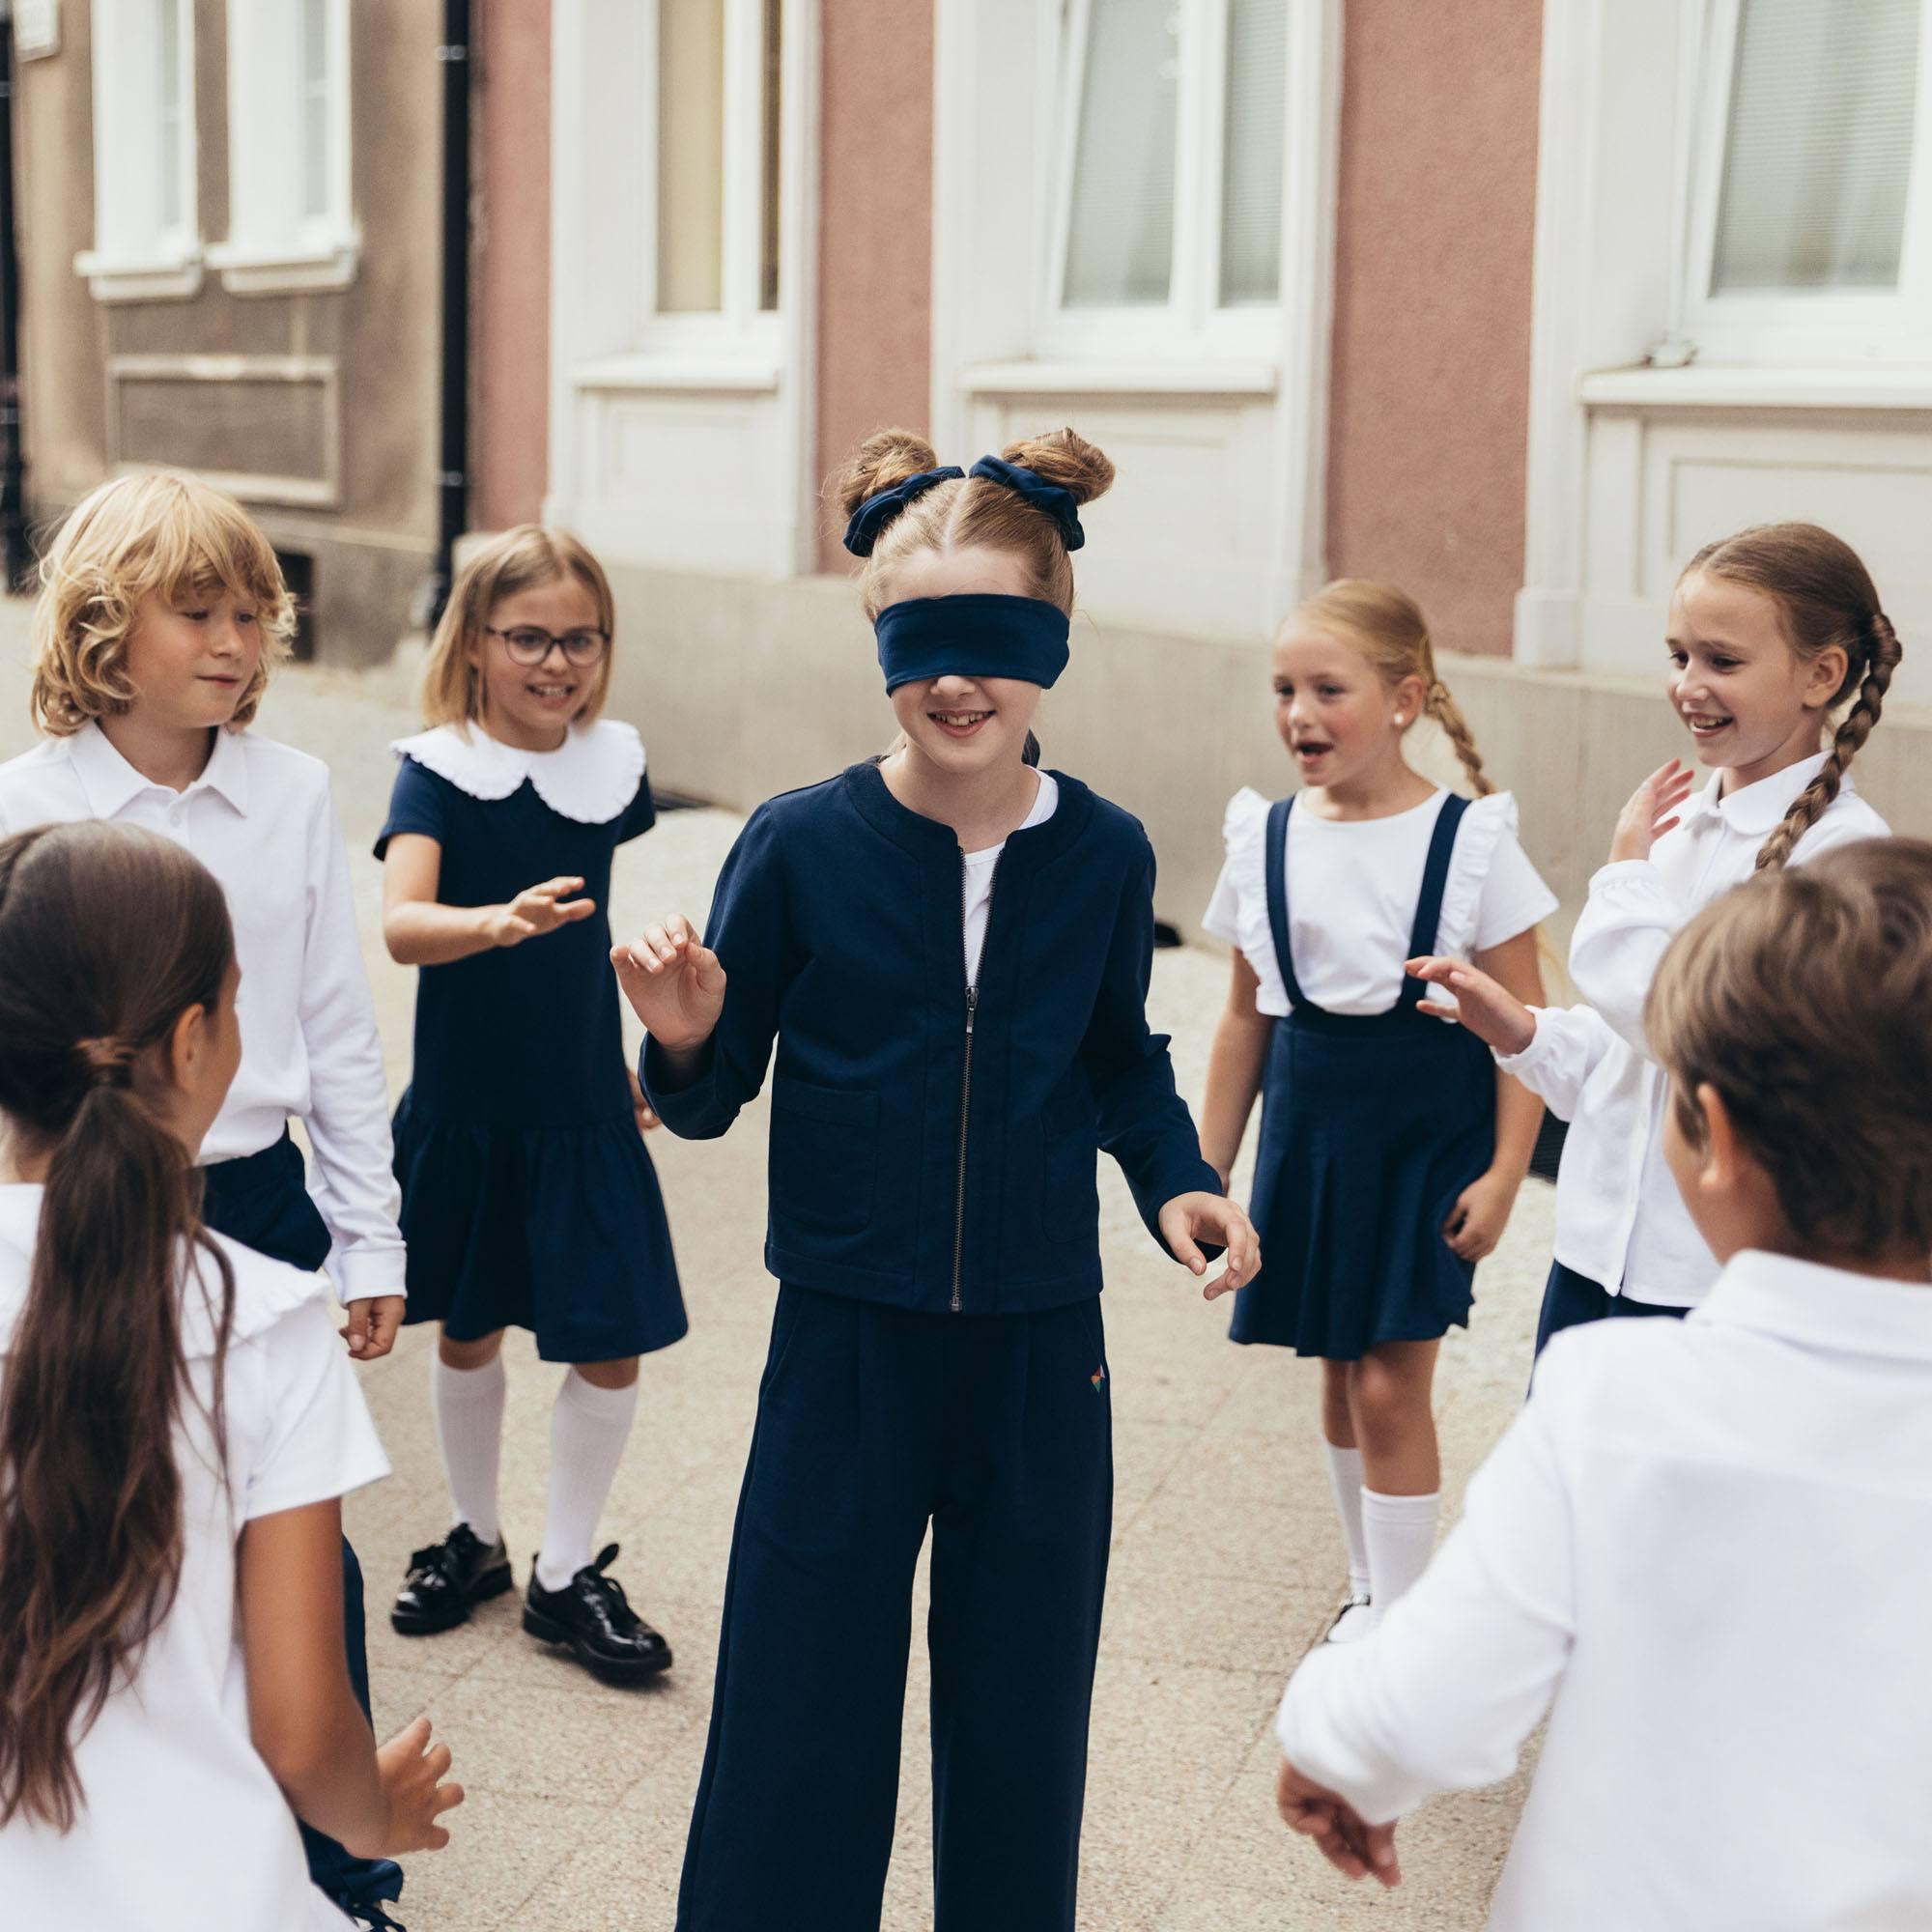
[570,354,782,394]
[73,249,203,303]
[1578,364,1932,412]
[959,357,1279,398]
[205,237,360,296]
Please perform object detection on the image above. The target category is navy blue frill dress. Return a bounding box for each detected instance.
[377,721,687,1362]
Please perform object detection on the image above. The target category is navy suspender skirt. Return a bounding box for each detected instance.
[1228,793,1498,1358]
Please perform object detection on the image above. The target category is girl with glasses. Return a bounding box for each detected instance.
[378,526,688,1684]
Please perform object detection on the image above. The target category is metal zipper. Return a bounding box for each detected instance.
[950,851,1000,1313]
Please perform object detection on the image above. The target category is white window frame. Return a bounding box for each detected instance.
[624,0,783,368]
[1676,0,1932,367]
[74,0,201,301]
[1040,0,1290,363]
[207,0,358,294]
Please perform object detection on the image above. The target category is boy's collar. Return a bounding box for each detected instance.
[67,720,251,816]
[1693,1247,1932,1360]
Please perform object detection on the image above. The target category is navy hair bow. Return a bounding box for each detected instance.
[969,455,1085,552]
[842,466,964,556]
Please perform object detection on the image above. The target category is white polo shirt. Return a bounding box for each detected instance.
[1500,753,1888,1303]
[0,1185,389,1930]
[1277,1249,1932,1930]
[0,724,405,1299]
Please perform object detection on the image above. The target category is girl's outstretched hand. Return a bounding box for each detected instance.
[1608,759,1694,865]
[360,1716,464,1859]
[1406,956,1536,1058]
[1158,1192,1259,1299]
[611,916,727,1051]
[1275,1756,1400,1888]
[486,875,596,948]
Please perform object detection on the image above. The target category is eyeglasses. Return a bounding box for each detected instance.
[483,624,610,667]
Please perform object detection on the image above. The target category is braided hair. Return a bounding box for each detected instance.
[1680,524,1902,872]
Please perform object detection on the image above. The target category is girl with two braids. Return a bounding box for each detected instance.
[1411,522,1896,1351]
[616,426,1255,1931]
[1198,582,1556,1641]
[0,824,461,1929]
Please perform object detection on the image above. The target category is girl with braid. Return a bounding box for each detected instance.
[1198,582,1555,1640]
[1411,523,1896,1354]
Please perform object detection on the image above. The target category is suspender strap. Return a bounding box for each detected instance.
[1398,791,1470,1011]
[1263,796,1311,1011]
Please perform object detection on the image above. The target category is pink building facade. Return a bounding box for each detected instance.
[479,0,1928,924]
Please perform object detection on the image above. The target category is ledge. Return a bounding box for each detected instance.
[205,236,360,296]
[959,357,1280,397]
[1578,363,1932,412]
[570,355,781,394]
[73,249,203,304]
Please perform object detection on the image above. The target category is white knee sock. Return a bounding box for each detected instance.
[1322,1443,1372,1601]
[432,1354,507,1545]
[1361,1488,1439,1620]
[535,1369,639,1593]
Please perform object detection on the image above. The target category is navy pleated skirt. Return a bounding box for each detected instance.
[1229,1004,1496,1359]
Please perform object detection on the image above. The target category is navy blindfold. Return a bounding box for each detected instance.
[875,595,1070,694]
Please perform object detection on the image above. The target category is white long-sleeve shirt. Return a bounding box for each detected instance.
[1499,753,1887,1304]
[0,723,406,1300]
[1277,1249,1932,1930]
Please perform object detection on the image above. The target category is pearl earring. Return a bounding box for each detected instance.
[1394,713,1406,725]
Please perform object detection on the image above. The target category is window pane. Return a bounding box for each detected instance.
[1063,0,1179,307]
[302,0,330,221]
[1221,0,1287,304]
[158,0,183,231]
[1712,0,1919,294]
[658,0,725,313]
[760,0,781,310]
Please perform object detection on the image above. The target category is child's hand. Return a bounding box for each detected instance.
[1608,759,1694,865]
[1443,1168,1519,1262]
[1157,1192,1259,1299]
[1275,1756,1400,1887]
[611,917,727,1052]
[1406,956,1536,1057]
[361,1716,464,1858]
[486,876,596,948]
[343,1294,405,1360]
[628,1063,660,1132]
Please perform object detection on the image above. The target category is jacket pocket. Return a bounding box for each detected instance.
[768,1075,880,1239]
[1041,1082,1099,1245]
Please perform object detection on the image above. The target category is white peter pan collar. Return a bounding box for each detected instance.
[391,719,645,825]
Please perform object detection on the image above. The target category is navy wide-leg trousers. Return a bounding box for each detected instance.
[677,1286,1115,1932]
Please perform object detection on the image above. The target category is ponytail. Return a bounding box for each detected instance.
[1755,610,1901,872]
[0,823,235,1832]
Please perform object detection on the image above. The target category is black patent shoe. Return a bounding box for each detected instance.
[522,1543,672,1686]
[390,1523,513,1635]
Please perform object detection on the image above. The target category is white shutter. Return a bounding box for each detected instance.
[1220,0,1287,304]
[1712,0,1919,294]
[1062,0,1179,307]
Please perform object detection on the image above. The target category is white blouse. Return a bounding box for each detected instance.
[1277,1249,1932,1930]
[1202,786,1556,1017]
[1501,754,1889,1304]
[0,1186,389,1930]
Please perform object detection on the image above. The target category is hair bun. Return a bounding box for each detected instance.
[999,429,1116,509]
[833,429,944,523]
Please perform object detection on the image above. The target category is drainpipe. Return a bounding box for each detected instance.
[428,0,471,626]
[0,12,29,591]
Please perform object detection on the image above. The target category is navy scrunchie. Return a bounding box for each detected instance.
[875,594,1070,694]
[842,466,964,556]
[969,456,1085,552]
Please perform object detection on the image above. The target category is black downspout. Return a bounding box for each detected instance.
[429,0,471,626]
[0,14,30,592]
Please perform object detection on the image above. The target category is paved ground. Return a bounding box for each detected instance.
[1,605,1545,1929]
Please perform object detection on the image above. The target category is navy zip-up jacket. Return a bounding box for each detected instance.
[640,760,1220,1316]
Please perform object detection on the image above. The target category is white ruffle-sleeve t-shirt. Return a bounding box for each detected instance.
[0,1187,390,1931]
[1202,786,1556,1017]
